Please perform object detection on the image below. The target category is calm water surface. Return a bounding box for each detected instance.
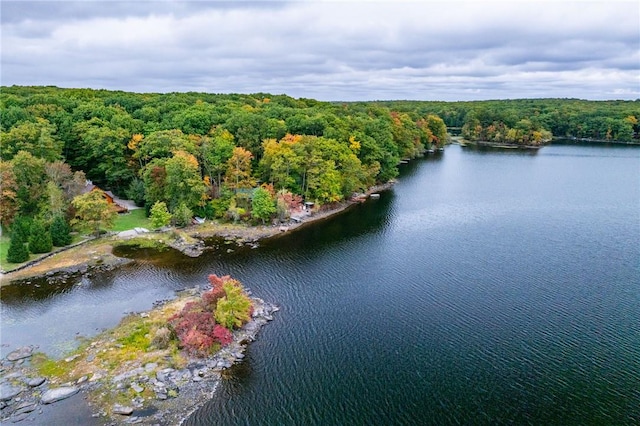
[2,144,639,425]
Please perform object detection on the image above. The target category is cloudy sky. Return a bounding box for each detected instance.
[1,0,638,101]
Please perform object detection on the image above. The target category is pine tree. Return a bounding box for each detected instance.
[6,233,29,263]
[50,215,72,247]
[28,220,53,254]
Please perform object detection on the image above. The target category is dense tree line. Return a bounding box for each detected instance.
[0,86,448,259]
[369,98,639,143]
[2,86,637,263]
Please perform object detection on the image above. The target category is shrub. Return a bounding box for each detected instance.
[6,233,29,263]
[50,215,72,246]
[169,302,218,356]
[167,274,253,356]
[150,201,171,229]
[172,202,192,228]
[202,274,231,308]
[215,280,253,330]
[151,326,172,350]
[213,325,233,346]
[28,220,53,254]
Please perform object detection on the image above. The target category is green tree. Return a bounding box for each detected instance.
[6,233,29,263]
[134,129,196,166]
[71,190,117,236]
[28,220,53,254]
[10,150,47,216]
[125,178,146,207]
[50,215,72,246]
[251,187,276,224]
[165,151,206,211]
[149,201,171,229]
[199,128,235,191]
[0,118,62,161]
[10,216,33,242]
[172,202,193,228]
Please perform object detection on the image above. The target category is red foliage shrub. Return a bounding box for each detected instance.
[203,274,232,308]
[168,274,248,355]
[213,324,233,346]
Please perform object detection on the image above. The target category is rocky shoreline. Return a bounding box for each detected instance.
[2,185,394,285]
[0,293,278,425]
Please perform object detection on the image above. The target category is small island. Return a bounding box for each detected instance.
[0,274,278,425]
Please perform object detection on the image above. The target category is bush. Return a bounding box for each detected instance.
[169,301,218,356]
[151,326,173,350]
[150,201,171,229]
[172,202,192,228]
[6,233,29,263]
[215,280,253,330]
[208,190,233,219]
[28,220,53,254]
[50,215,72,246]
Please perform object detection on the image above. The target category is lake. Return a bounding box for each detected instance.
[2,143,639,424]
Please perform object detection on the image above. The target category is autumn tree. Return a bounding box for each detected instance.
[71,190,116,236]
[225,147,256,192]
[0,161,18,232]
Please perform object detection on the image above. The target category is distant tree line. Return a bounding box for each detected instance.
[369,98,639,143]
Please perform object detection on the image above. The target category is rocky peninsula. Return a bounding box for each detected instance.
[0,280,278,425]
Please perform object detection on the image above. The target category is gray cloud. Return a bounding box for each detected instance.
[1,0,638,100]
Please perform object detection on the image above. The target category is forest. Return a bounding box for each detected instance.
[371,98,640,144]
[0,86,638,263]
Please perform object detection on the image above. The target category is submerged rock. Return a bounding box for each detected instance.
[41,386,79,404]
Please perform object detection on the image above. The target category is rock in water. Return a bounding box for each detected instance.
[41,386,79,404]
[5,346,33,362]
[0,383,23,401]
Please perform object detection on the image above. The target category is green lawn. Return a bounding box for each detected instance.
[111,209,151,232]
[0,234,10,268]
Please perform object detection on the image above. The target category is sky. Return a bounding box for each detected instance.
[1,0,639,101]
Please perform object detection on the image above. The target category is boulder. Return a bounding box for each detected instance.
[26,377,46,387]
[112,404,133,416]
[5,347,33,362]
[0,384,23,401]
[41,386,79,404]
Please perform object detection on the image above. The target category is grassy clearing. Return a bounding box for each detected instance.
[111,209,151,232]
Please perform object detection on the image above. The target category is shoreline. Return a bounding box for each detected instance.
[1,181,394,286]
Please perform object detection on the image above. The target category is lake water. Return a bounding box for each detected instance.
[2,143,639,424]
